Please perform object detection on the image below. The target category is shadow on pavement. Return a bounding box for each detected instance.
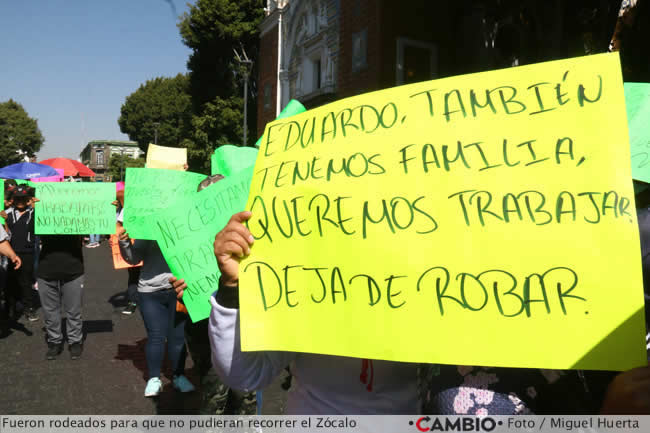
[83,319,114,334]
[108,291,129,309]
[115,338,149,381]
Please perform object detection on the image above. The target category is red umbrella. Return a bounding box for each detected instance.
[40,158,96,177]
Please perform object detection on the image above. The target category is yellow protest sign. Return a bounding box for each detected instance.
[145,143,187,170]
[240,53,647,371]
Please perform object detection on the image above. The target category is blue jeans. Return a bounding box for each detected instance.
[138,289,187,379]
[89,234,100,243]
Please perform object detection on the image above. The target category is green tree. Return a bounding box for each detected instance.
[178,0,264,172]
[0,99,44,166]
[118,74,194,153]
[106,154,145,182]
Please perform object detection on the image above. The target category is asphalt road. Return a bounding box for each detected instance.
[0,241,287,415]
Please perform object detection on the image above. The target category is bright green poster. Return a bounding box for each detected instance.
[35,182,116,234]
[211,145,258,176]
[154,165,254,322]
[123,168,205,240]
[15,179,36,188]
[625,82,650,183]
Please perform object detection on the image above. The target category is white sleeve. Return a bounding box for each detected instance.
[208,294,295,392]
[0,225,8,242]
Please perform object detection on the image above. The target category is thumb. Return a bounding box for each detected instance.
[229,211,252,224]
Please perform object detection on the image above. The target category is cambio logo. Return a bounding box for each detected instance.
[409,416,499,432]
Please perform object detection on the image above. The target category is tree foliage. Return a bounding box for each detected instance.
[118,74,193,153]
[107,154,145,182]
[178,0,264,172]
[179,0,264,106]
[0,99,44,166]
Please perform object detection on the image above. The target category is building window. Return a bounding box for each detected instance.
[396,38,437,85]
[96,150,104,166]
[351,28,368,72]
[264,83,272,109]
[353,0,361,16]
[313,58,321,90]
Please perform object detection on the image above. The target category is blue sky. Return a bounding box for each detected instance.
[0,0,194,160]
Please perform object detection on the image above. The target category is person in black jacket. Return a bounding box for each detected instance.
[5,185,37,322]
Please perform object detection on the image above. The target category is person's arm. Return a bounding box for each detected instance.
[209,285,295,391]
[0,240,21,269]
[171,211,294,391]
[117,226,147,264]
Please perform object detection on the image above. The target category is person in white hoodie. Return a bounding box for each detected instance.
[172,211,420,414]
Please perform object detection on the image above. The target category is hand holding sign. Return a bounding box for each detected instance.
[214,211,254,287]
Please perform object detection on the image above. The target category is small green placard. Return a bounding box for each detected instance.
[123,168,205,240]
[35,182,116,235]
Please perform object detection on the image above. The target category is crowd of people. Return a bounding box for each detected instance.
[1,170,649,416]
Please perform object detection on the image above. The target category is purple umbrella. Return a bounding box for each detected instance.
[0,162,61,180]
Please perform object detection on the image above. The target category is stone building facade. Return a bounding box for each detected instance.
[257,0,621,136]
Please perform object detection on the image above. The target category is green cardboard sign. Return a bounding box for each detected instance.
[154,165,254,322]
[254,99,307,147]
[625,82,650,183]
[15,179,36,188]
[123,168,205,240]
[34,182,116,235]
[211,145,258,176]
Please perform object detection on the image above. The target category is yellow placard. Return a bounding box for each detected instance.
[240,53,647,371]
[145,143,187,170]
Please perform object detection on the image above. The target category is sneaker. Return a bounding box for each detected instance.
[69,342,83,360]
[46,342,63,360]
[172,375,195,393]
[122,302,137,315]
[144,377,163,397]
[26,308,39,322]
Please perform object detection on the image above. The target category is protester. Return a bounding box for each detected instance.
[114,185,138,315]
[37,234,85,360]
[172,211,419,414]
[0,223,22,337]
[5,185,38,322]
[118,221,194,397]
[170,174,256,415]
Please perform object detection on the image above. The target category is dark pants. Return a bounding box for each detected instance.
[139,289,187,379]
[126,267,140,304]
[185,319,256,414]
[7,252,35,314]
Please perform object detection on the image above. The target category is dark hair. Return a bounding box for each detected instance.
[11,184,33,199]
[197,174,225,192]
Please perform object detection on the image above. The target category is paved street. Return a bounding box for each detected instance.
[0,241,287,415]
